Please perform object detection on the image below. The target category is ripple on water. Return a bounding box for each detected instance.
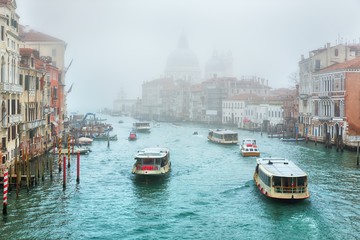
[3,118,360,240]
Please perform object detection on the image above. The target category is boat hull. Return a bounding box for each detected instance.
[241,151,260,157]
[253,172,309,200]
[132,164,171,176]
[207,136,238,145]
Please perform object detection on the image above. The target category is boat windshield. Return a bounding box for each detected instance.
[272,176,307,193]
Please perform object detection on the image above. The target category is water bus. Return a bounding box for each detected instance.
[254,157,309,200]
[240,139,260,157]
[133,122,151,132]
[207,129,238,145]
[132,147,171,176]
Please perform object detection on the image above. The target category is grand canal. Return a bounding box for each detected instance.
[1,115,360,239]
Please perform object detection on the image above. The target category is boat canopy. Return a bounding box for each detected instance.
[135,147,169,159]
[257,158,307,178]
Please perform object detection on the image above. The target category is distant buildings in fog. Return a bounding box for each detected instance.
[113,34,360,149]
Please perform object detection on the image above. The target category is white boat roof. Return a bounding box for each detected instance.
[257,157,307,177]
[209,129,238,134]
[135,147,169,158]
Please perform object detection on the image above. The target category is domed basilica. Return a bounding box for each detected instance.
[164,33,233,82]
[164,33,201,82]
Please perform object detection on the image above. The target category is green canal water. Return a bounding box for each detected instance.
[1,116,360,239]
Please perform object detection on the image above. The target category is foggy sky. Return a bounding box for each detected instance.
[16,0,360,113]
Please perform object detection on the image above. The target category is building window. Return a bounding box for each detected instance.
[315,60,321,71]
[335,49,338,57]
[1,26,4,41]
[52,49,57,58]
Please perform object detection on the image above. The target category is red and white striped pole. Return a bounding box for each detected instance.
[3,167,8,215]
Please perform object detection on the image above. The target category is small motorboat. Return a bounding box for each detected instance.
[128,131,137,141]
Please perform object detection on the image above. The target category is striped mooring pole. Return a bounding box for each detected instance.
[58,137,62,172]
[3,167,8,215]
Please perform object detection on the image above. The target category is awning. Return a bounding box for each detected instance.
[51,121,58,127]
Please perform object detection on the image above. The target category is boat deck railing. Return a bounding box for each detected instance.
[274,186,307,194]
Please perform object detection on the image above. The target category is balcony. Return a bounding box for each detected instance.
[24,119,46,130]
[8,114,23,125]
[299,94,308,100]
[317,116,332,121]
[0,82,23,94]
[318,92,331,99]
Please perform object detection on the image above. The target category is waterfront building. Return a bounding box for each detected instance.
[223,90,290,132]
[44,57,61,138]
[140,78,175,120]
[298,42,360,138]
[188,83,203,122]
[270,88,298,136]
[222,94,257,127]
[311,57,360,148]
[19,25,68,134]
[112,88,137,116]
[19,48,49,158]
[0,0,21,166]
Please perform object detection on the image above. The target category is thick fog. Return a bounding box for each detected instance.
[16,0,360,113]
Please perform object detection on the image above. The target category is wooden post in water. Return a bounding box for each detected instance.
[41,155,45,181]
[72,136,74,155]
[3,167,8,215]
[34,158,38,186]
[63,155,66,190]
[76,151,80,184]
[357,141,359,166]
[26,151,30,192]
[67,135,71,168]
[16,155,21,198]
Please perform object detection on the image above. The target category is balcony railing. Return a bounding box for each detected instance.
[0,82,23,94]
[318,92,330,99]
[8,114,23,125]
[24,119,47,130]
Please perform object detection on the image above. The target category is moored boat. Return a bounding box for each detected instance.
[133,122,151,132]
[207,129,238,144]
[240,139,260,157]
[78,137,93,145]
[51,146,90,155]
[92,134,118,141]
[254,157,310,200]
[280,137,305,142]
[132,147,171,176]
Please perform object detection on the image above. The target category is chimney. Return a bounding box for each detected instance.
[327,42,331,48]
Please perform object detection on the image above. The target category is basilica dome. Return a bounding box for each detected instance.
[164,33,201,82]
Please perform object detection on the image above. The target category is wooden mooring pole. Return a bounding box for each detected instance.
[76,151,80,184]
[357,141,359,166]
[63,155,66,190]
[67,135,71,168]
